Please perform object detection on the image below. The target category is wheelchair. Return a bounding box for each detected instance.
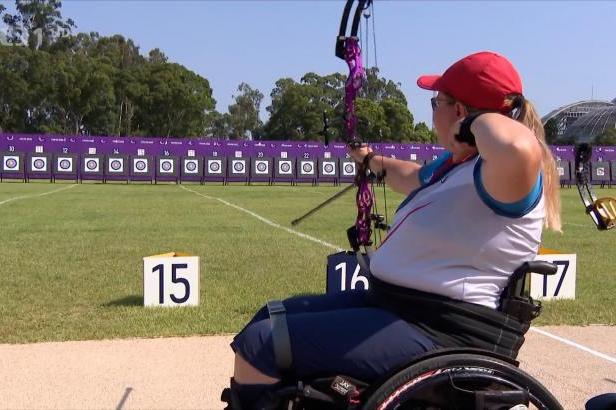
[222,261,564,410]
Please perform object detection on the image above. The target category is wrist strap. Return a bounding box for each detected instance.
[362,152,377,170]
[455,112,484,147]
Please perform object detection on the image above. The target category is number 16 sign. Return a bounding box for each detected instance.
[143,252,200,307]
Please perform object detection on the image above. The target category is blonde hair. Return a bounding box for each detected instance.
[505,96,562,232]
[457,94,562,232]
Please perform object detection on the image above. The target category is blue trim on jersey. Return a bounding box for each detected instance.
[473,158,543,218]
[397,151,457,213]
[418,152,453,186]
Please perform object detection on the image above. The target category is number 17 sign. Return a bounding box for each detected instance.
[143,252,200,307]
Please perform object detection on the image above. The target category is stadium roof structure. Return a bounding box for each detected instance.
[563,105,616,143]
[542,100,615,138]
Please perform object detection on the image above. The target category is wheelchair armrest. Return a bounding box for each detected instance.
[500,261,558,312]
[514,261,558,278]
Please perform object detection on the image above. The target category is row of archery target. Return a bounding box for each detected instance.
[556,160,616,187]
[0,152,372,184]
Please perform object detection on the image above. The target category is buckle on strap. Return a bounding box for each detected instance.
[267,300,293,375]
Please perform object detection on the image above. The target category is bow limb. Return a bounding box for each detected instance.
[337,0,375,254]
[574,143,616,230]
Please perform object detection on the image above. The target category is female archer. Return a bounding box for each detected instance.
[226,51,561,409]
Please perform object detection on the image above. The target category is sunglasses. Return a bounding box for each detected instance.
[431,97,454,111]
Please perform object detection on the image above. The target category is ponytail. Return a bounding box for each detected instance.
[505,95,562,232]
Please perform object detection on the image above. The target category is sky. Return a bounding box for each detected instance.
[3,0,616,126]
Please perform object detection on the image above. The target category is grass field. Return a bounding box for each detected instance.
[0,181,614,344]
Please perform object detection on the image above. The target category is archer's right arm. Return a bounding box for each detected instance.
[349,147,422,195]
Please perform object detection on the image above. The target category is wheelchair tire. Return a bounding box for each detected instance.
[361,353,563,410]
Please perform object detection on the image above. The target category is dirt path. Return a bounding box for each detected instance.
[0,326,614,409]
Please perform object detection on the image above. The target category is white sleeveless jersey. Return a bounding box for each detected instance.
[370,154,545,309]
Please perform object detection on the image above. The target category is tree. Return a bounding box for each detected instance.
[204,111,232,138]
[133,63,215,137]
[0,46,31,132]
[264,78,325,140]
[227,83,263,139]
[2,0,76,49]
[355,98,389,142]
[363,67,408,105]
[148,48,168,64]
[263,71,415,142]
[594,128,616,146]
[412,122,437,144]
[543,118,559,144]
[381,99,414,142]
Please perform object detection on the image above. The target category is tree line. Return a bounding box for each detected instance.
[0,0,436,143]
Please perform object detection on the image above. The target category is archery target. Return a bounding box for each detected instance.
[255,160,269,175]
[342,162,355,177]
[208,159,222,174]
[342,161,356,177]
[557,167,564,176]
[278,160,293,175]
[593,162,610,181]
[231,159,246,174]
[184,159,199,174]
[300,161,315,175]
[108,158,124,173]
[57,157,73,172]
[3,156,19,171]
[322,161,336,176]
[84,158,100,173]
[133,158,148,173]
[159,159,174,174]
[31,157,48,171]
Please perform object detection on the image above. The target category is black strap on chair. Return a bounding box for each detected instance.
[267,300,293,376]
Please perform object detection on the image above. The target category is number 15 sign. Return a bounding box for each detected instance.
[143,252,200,307]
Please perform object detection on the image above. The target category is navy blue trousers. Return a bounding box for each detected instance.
[231,291,438,382]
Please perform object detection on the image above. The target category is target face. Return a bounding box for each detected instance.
[278,160,292,175]
[208,160,222,174]
[255,160,269,174]
[85,158,100,173]
[159,159,174,173]
[184,159,199,174]
[557,167,564,176]
[232,160,246,174]
[4,156,19,171]
[322,162,336,176]
[300,161,314,175]
[133,159,148,173]
[108,158,124,173]
[597,168,606,177]
[58,158,73,172]
[32,157,47,171]
[343,162,356,176]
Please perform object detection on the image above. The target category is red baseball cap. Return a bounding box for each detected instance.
[417,51,523,112]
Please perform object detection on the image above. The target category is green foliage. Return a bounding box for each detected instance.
[262,71,415,142]
[0,29,215,137]
[228,83,264,139]
[1,0,75,48]
[593,128,616,145]
[0,0,428,142]
[544,118,559,145]
[412,122,437,143]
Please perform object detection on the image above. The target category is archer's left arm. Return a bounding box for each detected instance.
[470,113,542,203]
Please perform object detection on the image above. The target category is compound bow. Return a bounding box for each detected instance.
[574,143,616,230]
[292,0,387,271]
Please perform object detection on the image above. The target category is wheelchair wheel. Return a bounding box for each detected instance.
[361,353,562,410]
